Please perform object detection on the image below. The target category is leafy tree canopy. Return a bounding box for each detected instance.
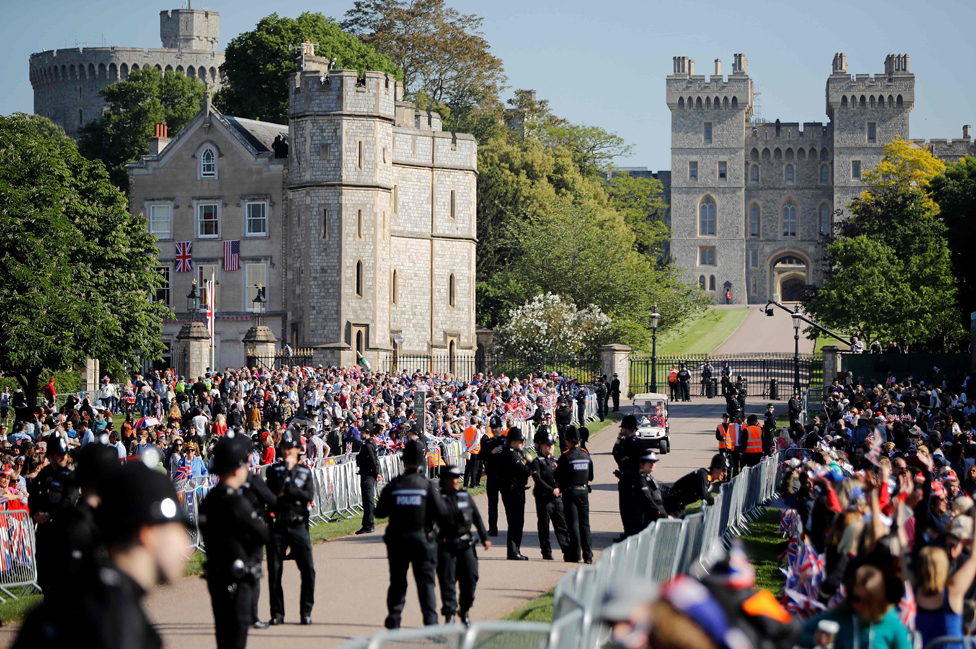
[0,114,170,405]
[928,156,976,326]
[78,67,204,191]
[215,12,400,125]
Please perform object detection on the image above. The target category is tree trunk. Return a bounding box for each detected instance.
[17,370,42,417]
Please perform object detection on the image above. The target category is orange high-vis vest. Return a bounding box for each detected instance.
[463,426,481,454]
[744,425,764,454]
[668,370,679,384]
[717,423,735,451]
[427,446,445,468]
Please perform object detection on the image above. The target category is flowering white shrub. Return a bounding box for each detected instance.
[495,293,612,357]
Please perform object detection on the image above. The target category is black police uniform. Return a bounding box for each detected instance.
[610,376,621,412]
[663,467,715,518]
[595,382,608,421]
[554,429,593,563]
[575,390,587,427]
[554,403,573,451]
[530,437,570,560]
[30,445,81,596]
[241,471,276,626]
[763,407,777,456]
[375,440,450,629]
[677,366,692,402]
[611,423,648,538]
[436,472,488,622]
[200,459,270,649]
[635,465,668,528]
[265,437,316,624]
[498,431,531,559]
[357,435,381,532]
[480,425,504,536]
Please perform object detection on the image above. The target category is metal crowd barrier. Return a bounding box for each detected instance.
[0,510,39,601]
[339,452,784,649]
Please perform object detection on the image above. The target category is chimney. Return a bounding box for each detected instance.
[964,125,972,140]
[688,59,695,76]
[714,59,722,76]
[149,123,171,155]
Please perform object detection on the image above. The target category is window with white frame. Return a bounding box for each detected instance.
[245,202,267,237]
[149,204,172,237]
[198,203,219,238]
[197,265,218,309]
[153,266,171,306]
[245,263,267,311]
[200,147,216,178]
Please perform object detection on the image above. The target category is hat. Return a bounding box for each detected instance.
[747,414,758,425]
[489,416,502,429]
[951,515,973,541]
[710,454,729,471]
[640,452,660,463]
[97,463,190,543]
[280,429,301,449]
[440,464,463,479]
[75,442,121,490]
[507,427,525,442]
[564,426,580,443]
[721,412,730,419]
[621,414,638,430]
[45,434,68,456]
[401,439,426,468]
[534,431,554,446]
[211,434,251,474]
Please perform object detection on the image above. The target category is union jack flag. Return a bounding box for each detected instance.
[780,509,798,536]
[9,516,30,564]
[784,588,826,620]
[176,457,192,482]
[175,241,193,272]
[898,582,916,630]
[0,524,10,573]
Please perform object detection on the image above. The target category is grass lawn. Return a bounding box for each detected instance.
[503,589,554,622]
[656,308,750,356]
[740,509,786,596]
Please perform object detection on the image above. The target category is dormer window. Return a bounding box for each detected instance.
[201,147,216,178]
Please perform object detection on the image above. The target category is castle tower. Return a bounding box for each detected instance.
[826,53,914,216]
[286,50,397,368]
[667,54,753,303]
[159,6,219,52]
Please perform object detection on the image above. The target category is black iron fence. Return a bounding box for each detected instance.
[381,352,602,384]
[246,349,314,371]
[629,352,823,399]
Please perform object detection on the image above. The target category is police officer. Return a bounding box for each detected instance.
[554,397,573,450]
[265,429,316,625]
[735,376,747,413]
[15,462,190,649]
[461,416,483,488]
[436,464,490,626]
[240,462,276,629]
[499,427,531,560]
[531,396,545,426]
[668,364,679,402]
[376,439,449,628]
[788,391,803,432]
[677,363,692,402]
[741,414,765,468]
[595,379,608,421]
[31,434,81,595]
[715,412,735,463]
[663,454,727,518]
[610,374,621,412]
[201,434,270,649]
[480,417,505,536]
[611,414,647,540]
[635,452,667,528]
[356,423,381,535]
[530,430,570,561]
[554,426,593,564]
[763,403,777,455]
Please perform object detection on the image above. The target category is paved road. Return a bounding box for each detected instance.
[0,398,785,648]
[715,304,815,355]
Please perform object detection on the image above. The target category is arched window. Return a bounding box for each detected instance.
[187,65,195,78]
[391,270,398,304]
[120,63,128,79]
[695,97,702,109]
[448,273,456,307]
[699,197,716,236]
[731,96,738,109]
[699,276,705,290]
[705,97,711,109]
[870,95,875,108]
[357,209,363,239]
[786,165,794,184]
[782,200,797,237]
[897,95,903,107]
[723,97,729,109]
[820,204,831,236]
[200,147,216,178]
[165,64,173,72]
[859,95,866,107]
[750,148,759,161]
[841,96,848,107]
[176,65,184,75]
[355,261,364,296]
[750,165,759,183]
[678,97,684,109]
[749,205,760,237]
[709,276,716,291]
[820,165,830,185]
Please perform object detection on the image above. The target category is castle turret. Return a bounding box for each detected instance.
[159,6,219,52]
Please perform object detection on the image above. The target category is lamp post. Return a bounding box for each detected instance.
[791,305,802,396]
[252,284,266,326]
[186,280,200,322]
[649,304,661,392]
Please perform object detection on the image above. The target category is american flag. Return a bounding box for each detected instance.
[175,241,193,272]
[223,239,240,271]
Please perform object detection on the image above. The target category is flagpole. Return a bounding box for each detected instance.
[210,268,216,371]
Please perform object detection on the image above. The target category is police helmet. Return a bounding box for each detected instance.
[747,414,759,425]
[710,453,730,471]
[45,434,68,456]
[534,431,554,446]
[212,434,251,474]
[507,427,525,442]
[97,463,190,543]
[401,439,426,468]
[280,429,301,450]
[564,426,581,443]
[75,442,121,490]
[490,415,502,429]
[621,414,638,431]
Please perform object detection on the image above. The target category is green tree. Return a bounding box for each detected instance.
[343,0,506,134]
[216,12,399,125]
[78,67,204,190]
[605,173,669,256]
[928,156,976,329]
[0,114,170,406]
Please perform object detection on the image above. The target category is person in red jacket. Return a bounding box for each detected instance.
[42,379,56,406]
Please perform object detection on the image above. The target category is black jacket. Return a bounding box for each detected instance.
[636,473,668,524]
[610,379,621,396]
[499,447,532,493]
[530,455,560,499]
[356,438,380,478]
[200,481,270,575]
[554,448,593,487]
[376,470,449,538]
[664,468,715,514]
[437,489,488,545]
[265,463,315,526]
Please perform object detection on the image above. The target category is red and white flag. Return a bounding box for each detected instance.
[175,241,193,272]
[223,240,240,271]
[206,280,215,348]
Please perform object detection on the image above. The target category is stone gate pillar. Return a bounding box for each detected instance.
[242,322,277,368]
[821,345,847,386]
[600,344,630,398]
[175,321,211,381]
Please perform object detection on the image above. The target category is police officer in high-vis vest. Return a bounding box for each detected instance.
[461,417,483,488]
[667,365,679,402]
[376,439,450,629]
[265,429,316,625]
[715,412,735,470]
[435,465,490,626]
[742,414,765,468]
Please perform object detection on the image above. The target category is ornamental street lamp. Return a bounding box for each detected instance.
[186,280,200,321]
[649,304,661,393]
[792,305,802,396]
[252,284,266,326]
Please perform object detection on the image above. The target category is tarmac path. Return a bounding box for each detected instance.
[0,397,783,648]
[714,304,816,355]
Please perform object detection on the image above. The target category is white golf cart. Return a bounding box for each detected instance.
[632,392,670,454]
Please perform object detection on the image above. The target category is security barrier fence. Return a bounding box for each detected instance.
[339,452,783,649]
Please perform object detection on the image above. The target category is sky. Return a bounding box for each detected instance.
[4,0,975,170]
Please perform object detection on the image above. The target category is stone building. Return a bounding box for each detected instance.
[667,52,974,304]
[127,47,477,371]
[29,4,224,139]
